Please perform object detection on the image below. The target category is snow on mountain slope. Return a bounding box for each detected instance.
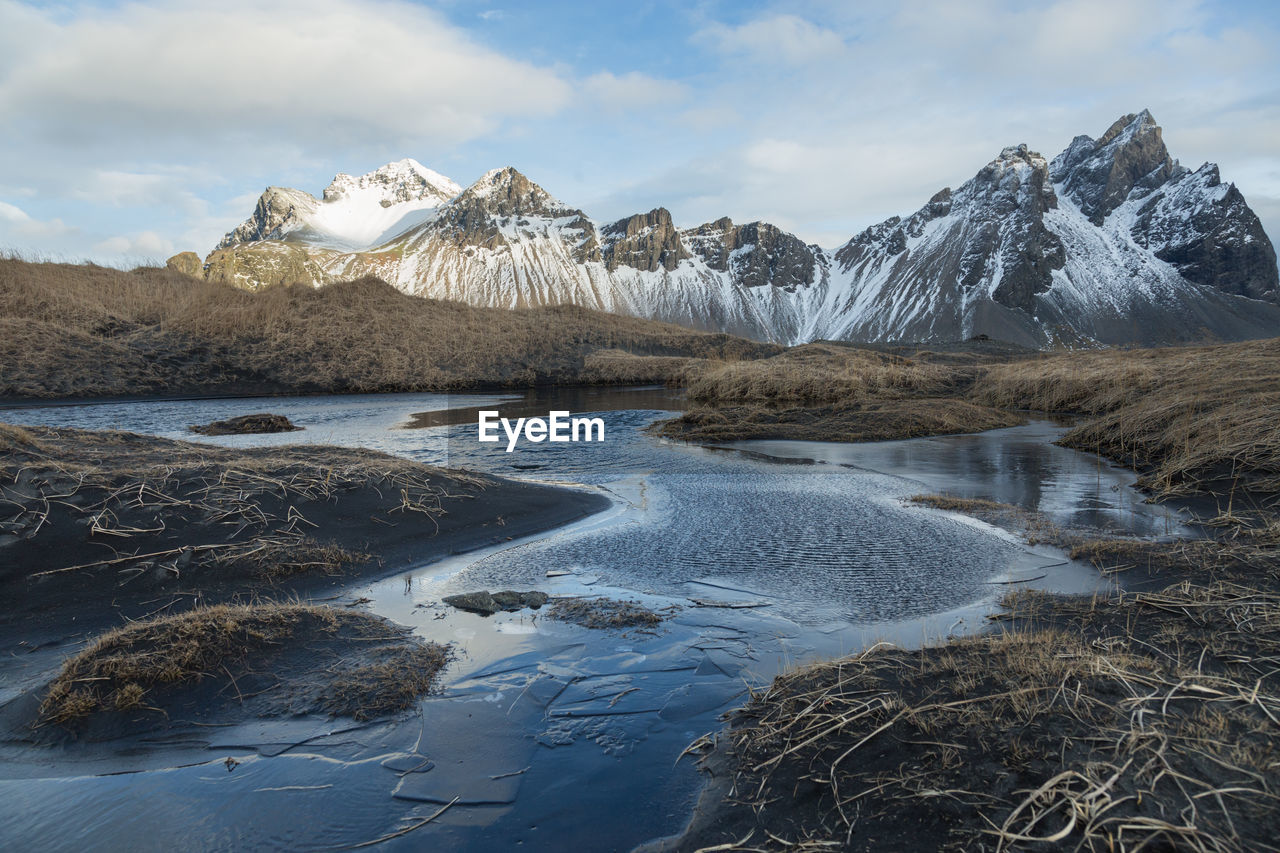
[218,159,460,252]
[204,113,1280,347]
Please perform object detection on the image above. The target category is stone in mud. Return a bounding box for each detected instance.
[444,590,548,615]
[491,590,523,611]
[442,591,501,615]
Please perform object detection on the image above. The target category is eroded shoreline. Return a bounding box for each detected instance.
[3,384,1275,852]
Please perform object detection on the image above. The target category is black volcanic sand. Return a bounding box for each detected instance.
[0,423,607,733]
[649,503,1280,853]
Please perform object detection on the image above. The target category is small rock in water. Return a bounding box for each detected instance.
[491,590,524,611]
[442,591,501,615]
[443,590,548,616]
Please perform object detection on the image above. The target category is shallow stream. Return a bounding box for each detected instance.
[0,388,1194,850]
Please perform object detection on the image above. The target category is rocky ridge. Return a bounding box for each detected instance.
[196,112,1280,346]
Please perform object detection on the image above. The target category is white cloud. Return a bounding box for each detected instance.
[72,170,211,216]
[587,1,1280,248]
[582,72,688,112]
[0,201,28,224]
[93,230,175,260]
[696,14,846,66]
[0,200,74,239]
[0,0,572,151]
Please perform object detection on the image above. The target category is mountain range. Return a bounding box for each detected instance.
[197,111,1280,347]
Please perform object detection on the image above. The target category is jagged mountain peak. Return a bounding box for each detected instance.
[421,167,600,264]
[445,167,578,221]
[601,208,689,272]
[461,166,547,200]
[1047,110,1276,302]
[1052,109,1176,224]
[217,158,460,251]
[994,143,1041,165]
[1098,109,1158,147]
[964,145,1057,212]
[208,110,1279,347]
[681,217,822,291]
[323,158,460,206]
[976,144,1051,185]
[216,186,319,249]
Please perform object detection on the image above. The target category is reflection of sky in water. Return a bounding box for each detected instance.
[2,388,1185,627]
[0,388,1177,852]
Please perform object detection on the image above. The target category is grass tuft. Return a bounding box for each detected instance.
[39,603,450,726]
[547,597,667,629]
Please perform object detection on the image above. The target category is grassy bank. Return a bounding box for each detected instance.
[39,603,451,730]
[1,422,605,635]
[670,527,1280,852]
[973,340,1280,500]
[660,337,1280,508]
[1,421,607,734]
[655,341,1280,851]
[0,257,772,398]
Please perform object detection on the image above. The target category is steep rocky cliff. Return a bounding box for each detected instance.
[208,112,1280,346]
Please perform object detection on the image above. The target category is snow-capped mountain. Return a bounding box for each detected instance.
[217,159,460,251]
[204,112,1280,347]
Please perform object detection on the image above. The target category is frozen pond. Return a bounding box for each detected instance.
[0,388,1192,850]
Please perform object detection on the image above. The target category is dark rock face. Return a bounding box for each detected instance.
[1053,111,1279,302]
[600,208,690,272]
[218,187,318,248]
[836,144,1064,315]
[1129,165,1279,302]
[977,147,1066,312]
[435,167,602,263]
[684,218,820,291]
[1053,110,1177,225]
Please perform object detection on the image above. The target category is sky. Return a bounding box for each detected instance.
[1,0,1278,265]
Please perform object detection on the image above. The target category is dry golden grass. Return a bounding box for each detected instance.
[0,257,773,397]
[972,339,1280,498]
[0,423,473,585]
[683,343,971,404]
[576,349,710,386]
[39,602,450,725]
[714,588,1280,851]
[0,422,43,452]
[658,399,1024,443]
[664,335,1280,502]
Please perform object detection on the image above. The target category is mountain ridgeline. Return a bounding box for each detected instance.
[196,112,1280,348]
